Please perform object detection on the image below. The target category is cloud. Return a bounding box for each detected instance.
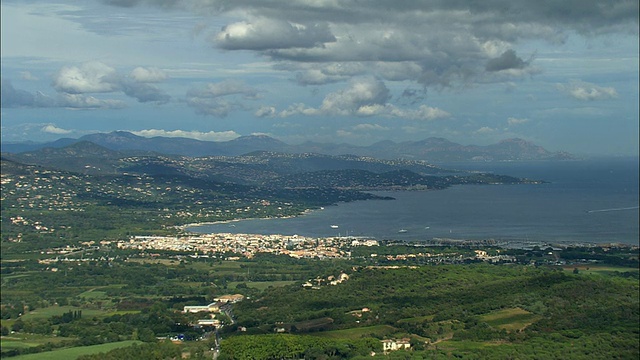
[507,117,529,126]
[1,79,38,107]
[100,0,638,92]
[319,77,390,115]
[352,123,389,131]
[50,62,170,104]
[42,124,73,134]
[58,93,127,109]
[276,77,450,121]
[557,81,619,101]
[131,129,240,141]
[475,126,496,134]
[186,80,260,117]
[216,1,636,87]
[486,50,530,72]
[53,62,120,94]
[214,18,335,50]
[1,79,125,109]
[121,82,171,103]
[255,106,277,117]
[187,80,258,99]
[129,67,167,83]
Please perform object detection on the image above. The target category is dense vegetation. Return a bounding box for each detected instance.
[1,146,637,359]
[1,247,638,359]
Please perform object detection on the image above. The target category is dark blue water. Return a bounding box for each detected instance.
[189,158,639,246]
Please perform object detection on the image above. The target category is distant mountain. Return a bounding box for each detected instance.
[1,131,573,161]
[4,143,453,185]
[2,141,126,175]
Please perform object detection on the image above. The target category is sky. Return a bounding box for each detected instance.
[1,0,638,156]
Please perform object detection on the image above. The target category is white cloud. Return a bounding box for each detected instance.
[557,81,619,101]
[53,61,119,94]
[58,93,127,109]
[507,117,529,126]
[255,105,276,117]
[475,126,496,134]
[129,67,167,82]
[352,123,389,131]
[276,77,450,121]
[131,129,240,141]
[49,62,171,104]
[41,124,72,134]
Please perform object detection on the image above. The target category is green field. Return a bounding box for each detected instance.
[20,305,107,321]
[436,339,502,351]
[396,315,435,324]
[228,280,296,290]
[480,307,541,332]
[8,341,142,360]
[1,333,77,350]
[563,265,639,276]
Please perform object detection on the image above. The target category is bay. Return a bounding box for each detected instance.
[189,158,639,246]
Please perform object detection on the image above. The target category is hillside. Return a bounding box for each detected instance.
[1,131,574,161]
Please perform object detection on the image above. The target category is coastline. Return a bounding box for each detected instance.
[180,208,317,232]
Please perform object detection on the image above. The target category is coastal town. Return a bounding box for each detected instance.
[114,233,518,263]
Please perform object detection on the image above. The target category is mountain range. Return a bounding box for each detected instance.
[1,131,573,162]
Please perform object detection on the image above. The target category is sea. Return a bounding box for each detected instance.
[188,157,639,247]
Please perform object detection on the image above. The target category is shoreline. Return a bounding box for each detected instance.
[181,219,638,250]
[180,208,317,231]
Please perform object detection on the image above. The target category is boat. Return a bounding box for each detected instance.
[330,225,339,229]
[398,229,408,233]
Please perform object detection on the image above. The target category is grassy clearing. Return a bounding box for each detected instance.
[435,339,501,351]
[480,307,541,332]
[188,261,243,272]
[563,265,639,276]
[1,273,33,281]
[1,334,76,350]
[396,315,435,324]
[228,280,296,290]
[78,290,108,300]
[102,310,141,316]
[9,340,142,360]
[20,305,107,321]
[312,325,398,340]
[167,280,209,288]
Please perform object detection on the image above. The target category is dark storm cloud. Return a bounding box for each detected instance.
[98,0,638,89]
[215,20,335,50]
[1,79,39,108]
[485,50,530,72]
[121,82,170,104]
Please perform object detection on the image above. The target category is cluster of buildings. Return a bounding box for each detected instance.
[117,233,378,259]
[182,294,245,329]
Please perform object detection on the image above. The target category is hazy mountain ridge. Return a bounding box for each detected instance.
[1,142,456,186]
[1,131,574,161]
